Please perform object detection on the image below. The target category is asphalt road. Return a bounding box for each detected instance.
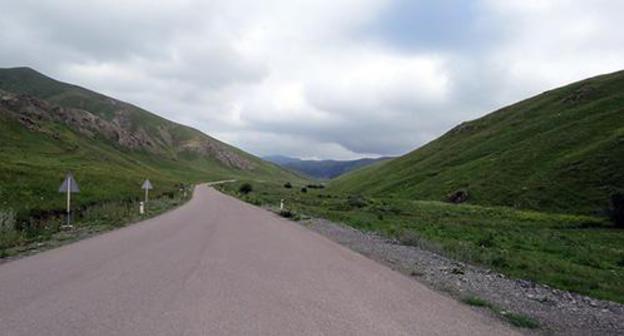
[0,185,521,335]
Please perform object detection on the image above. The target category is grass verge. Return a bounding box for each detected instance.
[463,295,539,329]
[0,187,193,260]
[216,180,624,304]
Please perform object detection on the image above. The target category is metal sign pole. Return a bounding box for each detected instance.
[67,177,71,226]
[59,172,80,228]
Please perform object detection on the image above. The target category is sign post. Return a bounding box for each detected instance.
[142,179,153,204]
[58,172,80,228]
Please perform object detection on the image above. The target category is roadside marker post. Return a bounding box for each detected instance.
[280,199,284,210]
[58,172,80,228]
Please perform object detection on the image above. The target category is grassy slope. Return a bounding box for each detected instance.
[0,67,300,220]
[331,70,624,215]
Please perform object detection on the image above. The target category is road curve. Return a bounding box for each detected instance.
[0,185,521,336]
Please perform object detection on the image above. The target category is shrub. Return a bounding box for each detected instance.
[346,194,368,208]
[612,193,624,228]
[239,183,253,194]
[503,312,539,329]
[301,187,307,193]
[462,296,492,308]
[284,182,292,189]
[477,233,496,248]
[279,209,295,218]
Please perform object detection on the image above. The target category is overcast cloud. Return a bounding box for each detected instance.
[1,0,624,159]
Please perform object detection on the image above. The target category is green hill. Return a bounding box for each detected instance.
[331,70,624,215]
[0,67,299,220]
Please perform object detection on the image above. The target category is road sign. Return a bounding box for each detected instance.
[142,179,153,190]
[142,179,153,204]
[58,172,79,227]
[58,173,80,193]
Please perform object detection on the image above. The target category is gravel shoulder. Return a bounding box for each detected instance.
[296,217,624,336]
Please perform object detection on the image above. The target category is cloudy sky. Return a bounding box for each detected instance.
[2,0,624,159]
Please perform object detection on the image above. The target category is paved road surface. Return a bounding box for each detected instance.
[0,185,521,335]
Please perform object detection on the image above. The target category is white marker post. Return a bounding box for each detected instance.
[280,199,284,210]
[58,172,80,228]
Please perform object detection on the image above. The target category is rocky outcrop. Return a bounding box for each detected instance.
[0,90,254,170]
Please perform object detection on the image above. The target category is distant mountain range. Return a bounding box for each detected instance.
[264,155,391,180]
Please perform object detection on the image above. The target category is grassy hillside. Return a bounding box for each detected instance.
[331,70,624,215]
[0,67,300,223]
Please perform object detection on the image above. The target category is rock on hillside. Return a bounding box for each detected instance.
[0,89,254,170]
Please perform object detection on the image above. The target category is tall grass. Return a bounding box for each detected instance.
[0,190,192,257]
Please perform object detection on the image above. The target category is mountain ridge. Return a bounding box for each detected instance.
[0,67,298,217]
[264,155,391,179]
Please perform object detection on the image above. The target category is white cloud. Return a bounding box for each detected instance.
[1,0,623,159]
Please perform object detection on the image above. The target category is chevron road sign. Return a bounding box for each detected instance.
[58,172,80,227]
[142,179,153,204]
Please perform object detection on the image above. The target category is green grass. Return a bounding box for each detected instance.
[331,70,624,215]
[504,312,540,329]
[462,295,539,329]
[1,190,192,258]
[217,180,624,304]
[462,296,492,308]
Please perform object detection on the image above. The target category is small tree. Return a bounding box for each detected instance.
[284,182,292,189]
[612,193,624,228]
[300,187,307,193]
[239,183,253,195]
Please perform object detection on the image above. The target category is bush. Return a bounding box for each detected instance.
[284,182,292,189]
[462,296,492,308]
[306,184,325,189]
[477,233,496,248]
[279,209,295,218]
[504,312,539,329]
[347,194,368,208]
[239,183,253,194]
[612,193,624,228]
[301,187,307,193]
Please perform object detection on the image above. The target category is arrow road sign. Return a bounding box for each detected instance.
[58,173,80,193]
[142,179,153,190]
[142,179,153,204]
[58,172,79,227]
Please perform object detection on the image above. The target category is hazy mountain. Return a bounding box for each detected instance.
[264,155,391,180]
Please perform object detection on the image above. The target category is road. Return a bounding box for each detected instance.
[0,185,521,335]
